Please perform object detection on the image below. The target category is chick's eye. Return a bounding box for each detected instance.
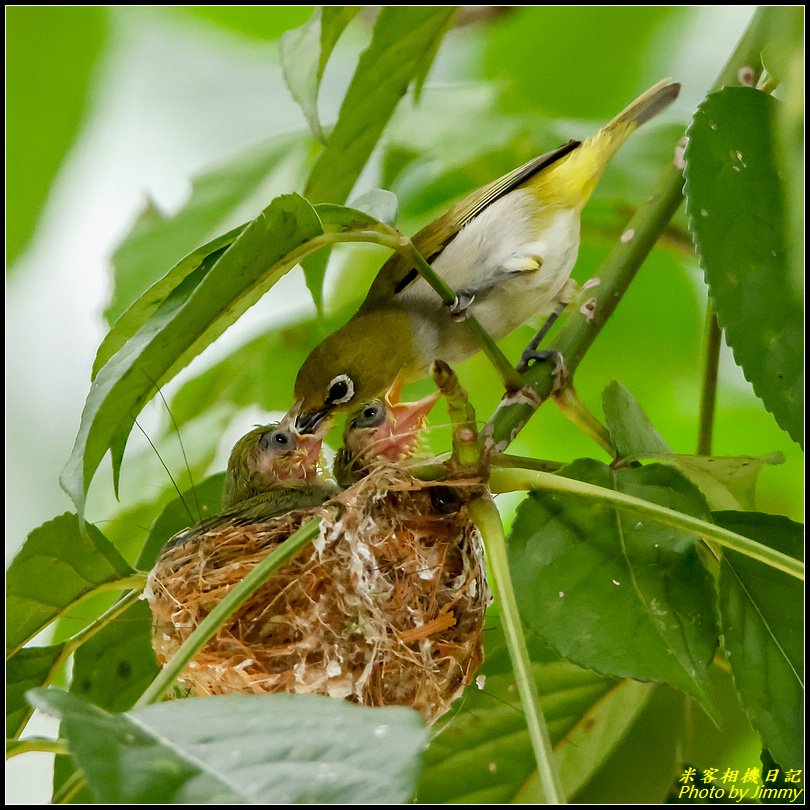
[259,429,291,452]
[354,403,385,429]
[326,374,355,405]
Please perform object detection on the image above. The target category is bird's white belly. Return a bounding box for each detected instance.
[399,191,580,354]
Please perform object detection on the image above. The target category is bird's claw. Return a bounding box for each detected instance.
[516,349,567,390]
[448,289,476,320]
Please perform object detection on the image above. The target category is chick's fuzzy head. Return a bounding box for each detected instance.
[222,418,326,508]
[333,379,440,487]
[293,311,416,434]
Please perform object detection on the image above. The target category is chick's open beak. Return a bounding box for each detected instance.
[373,380,440,462]
[273,412,328,481]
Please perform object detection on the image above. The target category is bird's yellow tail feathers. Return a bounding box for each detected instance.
[536,79,681,209]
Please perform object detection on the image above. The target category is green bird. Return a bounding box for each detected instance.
[293,79,680,433]
[333,378,440,487]
[166,417,337,550]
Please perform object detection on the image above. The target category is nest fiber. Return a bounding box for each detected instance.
[147,467,489,721]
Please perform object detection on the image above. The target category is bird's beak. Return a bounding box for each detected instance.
[291,431,326,476]
[376,378,441,461]
[273,410,329,481]
[290,400,331,435]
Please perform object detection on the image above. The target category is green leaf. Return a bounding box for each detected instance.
[61,193,324,517]
[31,689,428,804]
[419,616,654,803]
[508,460,719,709]
[602,379,671,457]
[65,198,396,518]
[137,472,226,570]
[304,6,454,204]
[104,135,303,329]
[7,644,64,738]
[6,514,134,656]
[71,601,159,712]
[684,87,803,445]
[760,7,805,307]
[280,6,360,141]
[571,686,684,803]
[301,6,455,303]
[93,232,239,379]
[625,452,784,510]
[6,7,107,266]
[348,188,399,226]
[53,601,160,802]
[96,134,307,376]
[715,511,803,770]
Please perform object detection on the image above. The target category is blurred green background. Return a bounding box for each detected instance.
[6,6,802,803]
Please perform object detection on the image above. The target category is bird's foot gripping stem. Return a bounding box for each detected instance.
[516,349,567,393]
[447,289,476,320]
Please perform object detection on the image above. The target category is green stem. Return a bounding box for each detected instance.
[431,360,482,469]
[7,573,148,658]
[554,385,614,456]
[8,589,145,741]
[6,737,67,759]
[65,588,145,656]
[467,497,565,804]
[53,770,85,804]
[490,468,803,580]
[697,305,722,455]
[391,235,524,392]
[490,453,564,472]
[135,517,322,707]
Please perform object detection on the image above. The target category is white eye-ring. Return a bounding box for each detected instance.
[326,374,355,405]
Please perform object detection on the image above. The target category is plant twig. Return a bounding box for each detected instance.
[467,496,566,804]
[429,363,564,801]
[481,167,686,454]
[697,305,722,455]
[490,453,564,472]
[395,236,524,392]
[7,573,147,659]
[489,467,803,580]
[6,737,67,760]
[135,517,322,707]
[553,385,614,456]
[431,360,482,470]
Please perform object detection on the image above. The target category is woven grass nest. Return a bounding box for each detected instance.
[146,465,490,722]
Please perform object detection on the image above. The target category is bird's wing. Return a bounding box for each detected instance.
[227,485,338,526]
[361,139,581,305]
[160,484,338,552]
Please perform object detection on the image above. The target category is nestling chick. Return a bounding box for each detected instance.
[222,415,330,508]
[165,417,337,551]
[334,377,440,487]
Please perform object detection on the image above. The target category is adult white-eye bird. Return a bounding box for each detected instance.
[333,379,440,487]
[293,79,680,433]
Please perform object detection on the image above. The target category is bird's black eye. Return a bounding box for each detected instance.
[259,429,291,452]
[354,402,386,429]
[326,374,355,406]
